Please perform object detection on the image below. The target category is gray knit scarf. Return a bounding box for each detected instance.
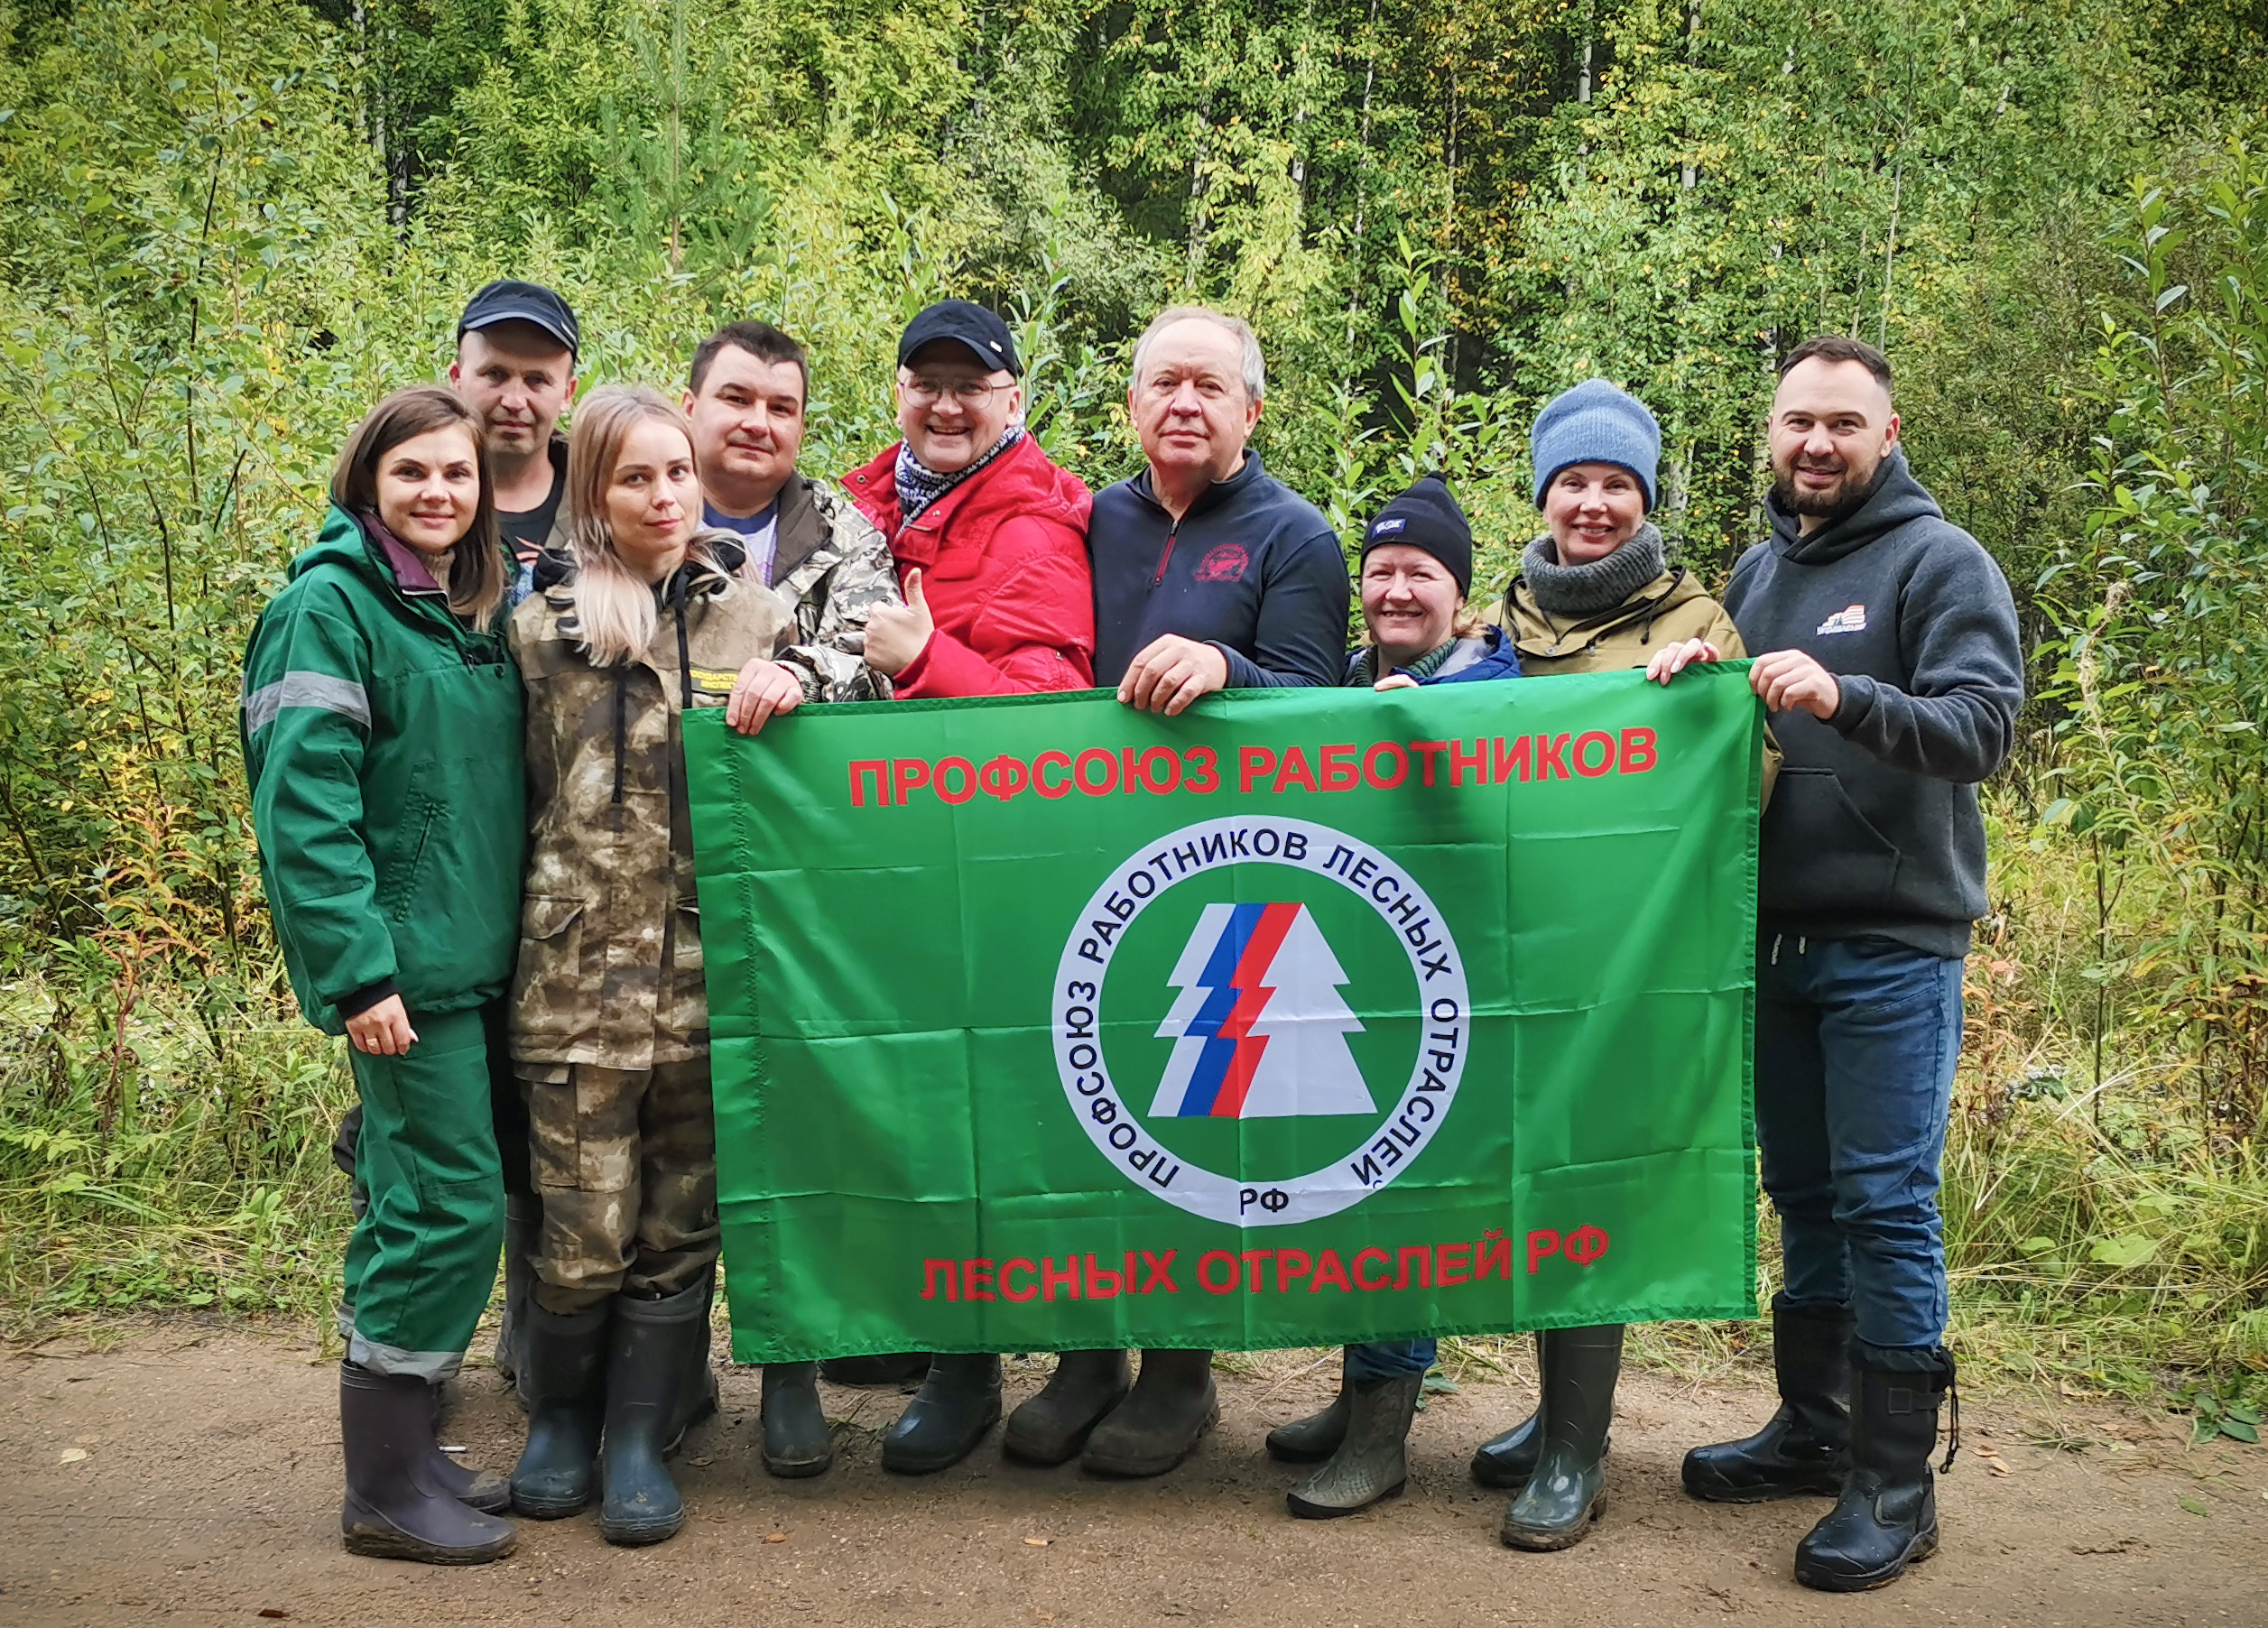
[1519,523,1667,619]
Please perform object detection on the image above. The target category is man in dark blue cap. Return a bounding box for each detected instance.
[449,280,580,599]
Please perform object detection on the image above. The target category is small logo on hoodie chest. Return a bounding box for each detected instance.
[1817,605,1868,637]
[1194,543,1249,583]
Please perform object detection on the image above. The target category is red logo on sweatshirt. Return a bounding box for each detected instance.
[1194,543,1249,583]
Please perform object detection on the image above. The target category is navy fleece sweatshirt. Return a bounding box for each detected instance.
[1087,453,1350,690]
[1725,451,2023,957]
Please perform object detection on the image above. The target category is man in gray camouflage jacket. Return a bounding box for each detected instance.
[683,319,900,708]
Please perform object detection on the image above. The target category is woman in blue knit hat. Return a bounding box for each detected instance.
[1465,378,1768,1550]
[1494,378,1746,678]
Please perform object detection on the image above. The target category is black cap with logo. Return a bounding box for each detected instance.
[896,300,1021,377]
[1361,475,1475,597]
[457,280,580,359]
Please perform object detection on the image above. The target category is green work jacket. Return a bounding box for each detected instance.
[241,505,525,1032]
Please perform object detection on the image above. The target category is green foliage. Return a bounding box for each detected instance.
[2034,127,2268,1137]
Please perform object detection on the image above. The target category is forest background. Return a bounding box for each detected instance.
[1,0,2265,1440]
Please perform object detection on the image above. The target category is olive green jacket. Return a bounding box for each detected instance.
[1492,565,1746,676]
[1491,564,1779,799]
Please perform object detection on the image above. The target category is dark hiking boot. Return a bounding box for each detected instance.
[338,1363,516,1565]
[1082,1349,1217,1478]
[510,1302,609,1518]
[1265,1351,1350,1465]
[1684,1297,1854,1502]
[1794,1350,1955,1593]
[1285,1372,1422,1518]
[761,1362,834,1478]
[597,1284,709,1546]
[492,1191,540,1407]
[1502,1325,1623,1551]
[819,1352,932,1387]
[882,1354,1003,1474]
[1005,1349,1132,1466]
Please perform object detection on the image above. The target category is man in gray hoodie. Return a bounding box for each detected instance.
[1681,337,2023,1593]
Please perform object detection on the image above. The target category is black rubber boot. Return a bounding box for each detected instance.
[1683,1297,1854,1502]
[1285,1372,1422,1518]
[761,1362,834,1477]
[1004,1349,1132,1466]
[819,1352,931,1386]
[509,1301,609,1518]
[1794,1350,1954,1592]
[338,1363,516,1564]
[1265,1351,1351,1464]
[1501,1325,1622,1551]
[1471,1410,1542,1490]
[881,1353,1003,1474]
[492,1192,539,1407]
[1082,1348,1217,1477]
[597,1284,710,1546]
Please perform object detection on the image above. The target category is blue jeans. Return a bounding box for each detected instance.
[1755,932,1962,1359]
[1347,1339,1436,1381]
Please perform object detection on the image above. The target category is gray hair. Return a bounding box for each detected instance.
[1129,305,1266,403]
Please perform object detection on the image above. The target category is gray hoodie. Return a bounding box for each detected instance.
[1725,451,2023,957]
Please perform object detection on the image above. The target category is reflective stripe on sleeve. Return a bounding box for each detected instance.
[241,671,372,735]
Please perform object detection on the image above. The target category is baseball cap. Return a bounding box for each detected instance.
[457,280,579,359]
[896,300,1021,377]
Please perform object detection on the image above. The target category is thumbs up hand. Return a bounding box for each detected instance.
[864,566,935,678]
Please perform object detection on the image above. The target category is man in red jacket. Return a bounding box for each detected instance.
[845,301,1095,697]
[844,301,1096,1475]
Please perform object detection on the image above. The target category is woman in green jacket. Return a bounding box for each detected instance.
[242,386,524,1566]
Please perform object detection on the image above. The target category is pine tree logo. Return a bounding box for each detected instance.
[1149,902,1375,1118]
[1052,815,1469,1227]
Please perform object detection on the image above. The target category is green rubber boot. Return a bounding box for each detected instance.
[1501,1325,1623,1551]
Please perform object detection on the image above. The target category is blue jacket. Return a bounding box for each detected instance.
[1087,452,1350,689]
[1342,625,1523,687]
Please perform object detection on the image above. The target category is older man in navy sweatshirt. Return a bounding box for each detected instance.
[1087,305,1350,710]
[1681,336,2023,1594]
[1001,304,1349,1480]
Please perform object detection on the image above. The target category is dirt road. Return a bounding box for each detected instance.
[3,1326,2262,1627]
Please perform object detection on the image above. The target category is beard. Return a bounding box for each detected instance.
[1772,455,1887,524]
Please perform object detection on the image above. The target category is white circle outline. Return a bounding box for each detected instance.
[1050,814,1469,1226]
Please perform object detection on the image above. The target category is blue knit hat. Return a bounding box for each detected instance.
[1529,378,1661,511]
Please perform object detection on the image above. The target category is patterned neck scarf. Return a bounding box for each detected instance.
[893,425,1024,526]
[1347,636,1461,687]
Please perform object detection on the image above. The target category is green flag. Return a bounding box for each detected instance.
[687,666,1761,1364]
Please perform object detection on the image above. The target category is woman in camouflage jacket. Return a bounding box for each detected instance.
[502,385,831,1548]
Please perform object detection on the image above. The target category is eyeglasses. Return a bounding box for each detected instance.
[898,376,1008,408]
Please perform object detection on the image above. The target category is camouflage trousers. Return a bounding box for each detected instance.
[516,1053,718,1315]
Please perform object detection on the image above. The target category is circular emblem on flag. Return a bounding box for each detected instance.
[1051,815,1469,1226]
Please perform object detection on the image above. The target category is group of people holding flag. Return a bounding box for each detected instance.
[242,281,2023,1590]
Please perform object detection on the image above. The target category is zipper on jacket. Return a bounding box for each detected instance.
[611,665,627,807]
[1150,518,1181,588]
[672,569,695,712]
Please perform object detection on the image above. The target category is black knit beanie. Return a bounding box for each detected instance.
[1360,475,1474,596]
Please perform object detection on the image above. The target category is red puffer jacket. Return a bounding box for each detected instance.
[843,434,1097,698]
